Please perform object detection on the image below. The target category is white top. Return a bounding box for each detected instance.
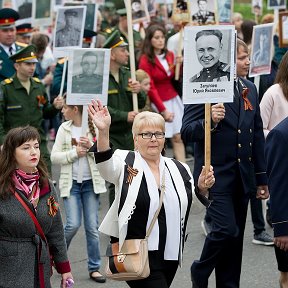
[0,43,16,56]
[260,84,288,138]
[156,53,171,76]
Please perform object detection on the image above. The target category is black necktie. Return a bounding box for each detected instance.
[9,46,13,56]
[234,80,240,114]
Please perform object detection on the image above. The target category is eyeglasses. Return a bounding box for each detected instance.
[138,132,165,139]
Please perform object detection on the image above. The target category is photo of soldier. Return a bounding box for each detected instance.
[192,0,215,25]
[16,0,32,19]
[71,50,103,95]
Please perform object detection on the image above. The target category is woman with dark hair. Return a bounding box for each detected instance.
[260,51,288,138]
[139,24,186,162]
[0,126,73,288]
[241,19,256,50]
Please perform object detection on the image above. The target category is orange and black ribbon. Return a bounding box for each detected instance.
[47,196,59,217]
[126,165,138,185]
[36,95,47,107]
[242,87,253,111]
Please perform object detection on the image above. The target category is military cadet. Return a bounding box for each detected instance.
[190,29,230,82]
[55,9,81,47]
[16,23,33,45]
[103,30,146,204]
[0,8,27,82]
[116,8,143,66]
[72,51,103,94]
[100,2,116,33]
[192,0,215,25]
[0,45,63,172]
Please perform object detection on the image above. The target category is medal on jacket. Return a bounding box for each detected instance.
[126,165,138,185]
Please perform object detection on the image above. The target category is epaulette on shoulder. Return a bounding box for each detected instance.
[15,41,28,48]
[190,73,200,82]
[2,78,13,85]
[220,62,230,72]
[32,77,41,83]
[57,58,66,65]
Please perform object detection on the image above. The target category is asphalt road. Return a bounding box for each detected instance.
[50,147,277,288]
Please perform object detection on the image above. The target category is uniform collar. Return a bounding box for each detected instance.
[203,61,221,73]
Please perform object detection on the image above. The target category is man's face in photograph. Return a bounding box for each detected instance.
[81,54,97,76]
[196,34,222,68]
[198,0,208,12]
[65,14,75,27]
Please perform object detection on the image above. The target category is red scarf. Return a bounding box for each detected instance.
[12,169,40,210]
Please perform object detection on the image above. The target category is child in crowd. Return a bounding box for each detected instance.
[136,69,151,111]
[50,96,107,283]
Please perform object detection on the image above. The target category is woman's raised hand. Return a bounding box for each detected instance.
[88,99,111,131]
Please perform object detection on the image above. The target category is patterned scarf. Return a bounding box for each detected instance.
[12,169,40,210]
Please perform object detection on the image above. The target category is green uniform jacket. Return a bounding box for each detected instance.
[0,75,60,170]
[108,67,146,150]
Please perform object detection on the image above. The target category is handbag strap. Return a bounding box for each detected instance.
[145,173,165,239]
[14,191,47,244]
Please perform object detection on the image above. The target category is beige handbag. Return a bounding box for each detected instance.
[105,175,165,281]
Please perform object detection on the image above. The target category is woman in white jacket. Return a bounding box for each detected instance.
[50,98,107,283]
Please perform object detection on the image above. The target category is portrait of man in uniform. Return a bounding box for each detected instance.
[190,29,230,82]
[192,0,215,25]
[15,0,32,19]
[131,0,149,22]
[217,0,232,23]
[55,7,85,48]
[71,50,103,94]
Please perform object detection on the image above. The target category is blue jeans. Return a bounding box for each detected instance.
[63,180,101,272]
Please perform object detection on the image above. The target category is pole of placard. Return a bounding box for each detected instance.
[59,57,68,97]
[77,106,88,183]
[125,0,138,112]
[204,103,211,173]
[175,27,183,80]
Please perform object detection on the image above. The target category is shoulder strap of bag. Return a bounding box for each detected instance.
[14,192,47,244]
[145,173,165,239]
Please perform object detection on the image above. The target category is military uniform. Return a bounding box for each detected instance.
[55,26,81,47]
[190,61,230,82]
[192,11,215,25]
[72,74,103,94]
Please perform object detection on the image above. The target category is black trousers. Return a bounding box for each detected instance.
[275,246,288,272]
[191,184,250,288]
[127,251,178,288]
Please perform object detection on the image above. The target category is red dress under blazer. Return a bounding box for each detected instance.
[139,51,178,113]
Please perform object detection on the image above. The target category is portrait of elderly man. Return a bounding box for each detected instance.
[192,0,215,25]
[252,30,270,67]
[190,29,230,82]
[55,9,81,47]
[72,51,103,94]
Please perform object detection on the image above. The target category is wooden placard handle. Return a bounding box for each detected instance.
[175,27,183,80]
[204,103,211,173]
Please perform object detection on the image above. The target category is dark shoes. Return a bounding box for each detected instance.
[252,231,274,246]
[89,271,106,283]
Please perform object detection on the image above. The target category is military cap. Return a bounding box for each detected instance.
[103,2,115,11]
[117,8,127,17]
[9,44,38,63]
[83,29,97,44]
[64,9,78,17]
[16,23,33,36]
[0,8,19,29]
[103,29,128,49]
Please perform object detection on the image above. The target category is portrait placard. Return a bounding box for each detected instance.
[183,25,235,104]
[67,48,110,106]
[267,0,286,9]
[131,0,150,23]
[279,12,288,47]
[191,0,216,25]
[251,0,263,16]
[53,6,86,58]
[249,23,274,77]
[147,0,157,16]
[172,0,190,23]
[32,0,52,26]
[13,0,32,25]
[216,0,233,24]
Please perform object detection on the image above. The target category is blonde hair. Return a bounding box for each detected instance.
[132,111,165,137]
[135,69,150,83]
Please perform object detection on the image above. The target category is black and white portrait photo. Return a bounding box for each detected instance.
[173,0,190,22]
[147,0,157,16]
[183,25,235,104]
[268,0,286,9]
[13,0,32,22]
[217,0,232,24]
[252,0,263,16]
[191,0,216,25]
[249,23,274,77]
[32,0,52,26]
[131,0,149,23]
[53,6,86,57]
[67,48,111,105]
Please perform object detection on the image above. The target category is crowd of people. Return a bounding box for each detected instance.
[0,1,288,288]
